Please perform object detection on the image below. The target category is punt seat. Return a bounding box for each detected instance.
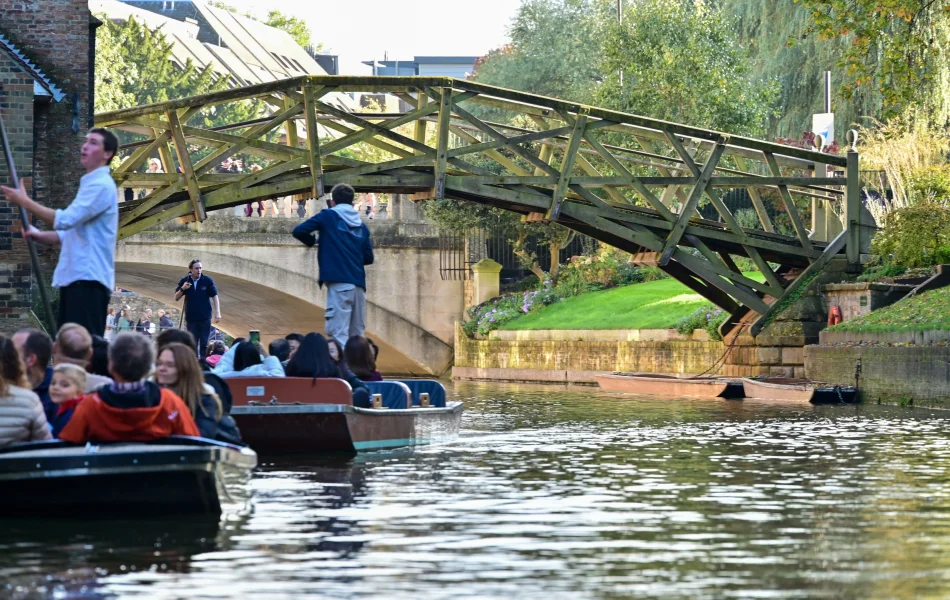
[229,377,353,406]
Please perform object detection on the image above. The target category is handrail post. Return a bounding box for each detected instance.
[845,146,860,265]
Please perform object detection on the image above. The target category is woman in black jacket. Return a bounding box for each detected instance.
[284,333,371,408]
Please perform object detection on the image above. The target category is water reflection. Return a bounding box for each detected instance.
[5,382,950,598]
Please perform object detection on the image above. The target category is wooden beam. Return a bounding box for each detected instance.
[658,139,725,265]
[284,96,299,149]
[663,261,740,314]
[118,182,185,228]
[414,91,428,154]
[303,84,324,199]
[845,149,861,264]
[165,110,205,222]
[750,229,848,336]
[733,155,775,233]
[765,152,813,252]
[547,109,587,220]
[433,86,453,199]
[583,131,674,221]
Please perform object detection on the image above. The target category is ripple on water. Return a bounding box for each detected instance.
[3,382,950,599]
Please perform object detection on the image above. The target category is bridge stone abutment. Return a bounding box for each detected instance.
[115,218,463,376]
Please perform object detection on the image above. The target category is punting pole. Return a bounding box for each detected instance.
[0,110,56,333]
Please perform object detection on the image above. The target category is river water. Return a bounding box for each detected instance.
[4,381,950,599]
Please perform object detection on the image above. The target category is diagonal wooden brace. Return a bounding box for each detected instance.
[546,108,588,221]
[656,138,725,266]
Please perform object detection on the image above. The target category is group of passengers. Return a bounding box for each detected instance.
[0,323,384,449]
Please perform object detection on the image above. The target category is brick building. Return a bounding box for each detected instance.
[0,0,97,333]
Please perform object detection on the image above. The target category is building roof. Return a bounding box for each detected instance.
[91,0,357,111]
[0,31,66,102]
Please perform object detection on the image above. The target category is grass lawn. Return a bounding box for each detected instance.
[499,275,762,330]
[828,285,950,333]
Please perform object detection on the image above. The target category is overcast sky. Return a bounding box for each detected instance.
[226,0,521,75]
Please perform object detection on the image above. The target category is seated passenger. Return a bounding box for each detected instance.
[268,338,291,368]
[366,338,384,382]
[285,333,370,408]
[205,341,228,368]
[345,336,383,382]
[0,334,51,447]
[53,323,113,392]
[48,363,87,438]
[213,341,285,378]
[327,338,345,370]
[157,329,233,415]
[59,333,199,444]
[156,343,243,445]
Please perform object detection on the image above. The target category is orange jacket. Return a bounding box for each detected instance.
[59,387,199,444]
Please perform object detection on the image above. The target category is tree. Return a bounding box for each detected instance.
[794,0,950,122]
[94,19,137,113]
[265,9,319,51]
[472,0,600,104]
[597,0,778,137]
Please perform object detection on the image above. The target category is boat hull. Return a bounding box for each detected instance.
[741,378,857,403]
[232,402,464,454]
[596,373,741,398]
[0,439,257,517]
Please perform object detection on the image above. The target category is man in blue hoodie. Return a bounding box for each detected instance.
[292,184,375,347]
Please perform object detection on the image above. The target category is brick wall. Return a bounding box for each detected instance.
[0,54,36,330]
[0,0,94,334]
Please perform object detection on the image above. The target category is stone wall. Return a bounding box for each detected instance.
[454,323,725,383]
[822,282,912,322]
[805,345,950,408]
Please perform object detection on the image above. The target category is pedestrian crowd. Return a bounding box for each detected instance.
[105,306,178,340]
[0,321,385,449]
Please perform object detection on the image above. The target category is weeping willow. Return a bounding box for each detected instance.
[717,0,950,139]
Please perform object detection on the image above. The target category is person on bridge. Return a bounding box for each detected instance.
[1,128,119,337]
[292,184,375,348]
[174,259,222,359]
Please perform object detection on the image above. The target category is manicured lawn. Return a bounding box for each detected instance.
[828,285,950,332]
[498,277,726,330]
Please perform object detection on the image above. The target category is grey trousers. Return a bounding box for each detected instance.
[325,283,366,348]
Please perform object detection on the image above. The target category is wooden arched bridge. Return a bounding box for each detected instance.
[96,75,862,337]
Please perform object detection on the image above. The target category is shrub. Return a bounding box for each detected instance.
[871,201,950,268]
[555,245,642,297]
[857,262,907,282]
[463,295,524,337]
[675,306,727,341]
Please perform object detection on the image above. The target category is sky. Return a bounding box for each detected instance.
[225,0,522,75]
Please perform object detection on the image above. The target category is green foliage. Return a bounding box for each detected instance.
[597,0,778,137]
[795,0,950,121]
[857,262,908,282]
[908,166,950,203]
[472,0,600,105]
[555,245,643,296]
[675,306,728,341]
[872,202,950,268]
[463,296,525,337]
[94,20,137,112]
[265,9,315,49]
[828,285,950,333]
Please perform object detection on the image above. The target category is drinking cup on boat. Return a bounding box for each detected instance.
[419,393,430,408]
[371,394,383,409]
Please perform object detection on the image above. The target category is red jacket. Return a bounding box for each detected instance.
[59,386,199,444]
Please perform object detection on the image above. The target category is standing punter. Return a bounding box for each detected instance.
[293,183,374,348]
[174,259,221,358]
[1,128,119,337]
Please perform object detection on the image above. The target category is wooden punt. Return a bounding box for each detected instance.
[228,377,462,454]
[596,373,744,398]
[0,437,256,517]
[741,377,857,403]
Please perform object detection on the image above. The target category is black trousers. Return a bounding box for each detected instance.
[187,318,212,358]
[58,280,110,337]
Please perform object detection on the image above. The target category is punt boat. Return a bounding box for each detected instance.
[741,377,858,403]
[228,377,462,453]
[0,437,256,517]
[596,372,744,399]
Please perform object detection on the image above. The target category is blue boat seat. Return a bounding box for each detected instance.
[395,380,447,407]
[364,381,412,409]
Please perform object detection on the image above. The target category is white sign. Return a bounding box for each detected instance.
[812,113,835,147]
[246,386,265,397]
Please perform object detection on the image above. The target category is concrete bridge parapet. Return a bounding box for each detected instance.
[115,217,462,376]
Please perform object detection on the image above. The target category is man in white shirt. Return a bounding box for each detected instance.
[1,128,119,337]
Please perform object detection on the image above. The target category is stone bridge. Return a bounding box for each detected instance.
[115,217,463,376]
